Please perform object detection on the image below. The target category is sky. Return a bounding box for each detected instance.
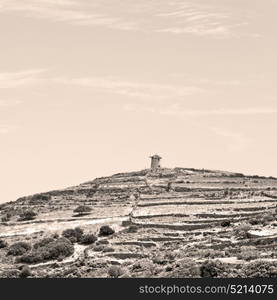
[1,0,277,203]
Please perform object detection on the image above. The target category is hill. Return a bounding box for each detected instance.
[0,167,277,278]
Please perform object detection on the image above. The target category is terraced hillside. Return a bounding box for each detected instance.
[0,168,277,278]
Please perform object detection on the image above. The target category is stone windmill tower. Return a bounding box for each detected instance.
[150,154,162,169]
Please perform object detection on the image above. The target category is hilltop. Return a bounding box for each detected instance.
[0,167,277,278]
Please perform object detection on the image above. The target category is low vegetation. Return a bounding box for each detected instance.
[7,242,31,256]
[19,265,32,278]
[80,234,97,245]
[0,239,8,249]
[73,205,92,216]
[99,225,115,236]
[18,237,74,264]
[19,210,37,221]
[1,167,277,278]
[108,266,125,278]
[62,227,84,243]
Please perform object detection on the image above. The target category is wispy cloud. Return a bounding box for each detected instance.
[0,70,203,101]
[0,69,46,89]
[55,76,203,100]
[160,106,277,117]
[0,0,138,31]
[154,1,248,37]
[0,0,253,37]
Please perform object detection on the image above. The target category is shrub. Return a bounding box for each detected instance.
[33,237,55,249]
[108,266,125,278]
[200,260,226,278]
[153,255,167,265]
[167,258,200,278]
[19,210,37,221]
[99,225,115,236]
[62,227,84,243]
[93,245,105,252]
[249,218,260,225]
[241,261,277,277]
[0,239,8,249]
[261,213,275,225]
[40,194,50,201]
[127,225,138,233]
[80,234,97,245]
[32,194,50,201]
[73,205,92,216]
[1,214,10,222]
[19,265,32,278]
[7,242,31,256]
[18,237,74,264]
[131,259,154,271]
[234,224,252,239]
[237,246,259,261]
[221,220,231,227]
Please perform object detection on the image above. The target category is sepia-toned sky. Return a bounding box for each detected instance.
[1,0,277,203]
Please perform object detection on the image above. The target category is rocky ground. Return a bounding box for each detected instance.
[0,167,277,278]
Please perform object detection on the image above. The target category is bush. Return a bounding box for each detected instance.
[153,255,167,265]
[62,227,84,243]
[19,265,32,278]
[200,260,226,278]
[33,237,55,249]
[237,246,259,261]
[249,218,260,225]
[73,205,92,216]
[99,225,115,236]
[261,213,275,225]
[234,224,252,239]
[19,210,37,221]
[80,234,97,245]
[93,245,105,252]
[221,220,231,227]
[127,225,139,233]
[241,261,277,277]
[1,214,10,222]
[18,237,74,264]
[7,242,31,256]
[0,239,8,249]
[108,266,125,278]
[32,194,50,201]
[165,258,200,278]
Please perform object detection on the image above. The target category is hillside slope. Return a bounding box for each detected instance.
[0,167,277,278]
